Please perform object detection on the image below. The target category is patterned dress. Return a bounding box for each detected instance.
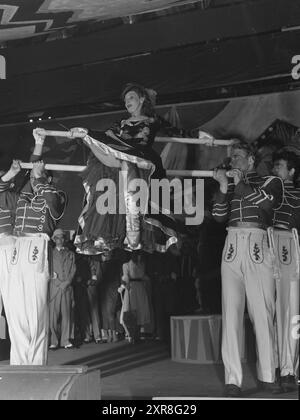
[74,117,178,255]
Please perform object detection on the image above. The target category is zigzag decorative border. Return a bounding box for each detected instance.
[0,0,75,41]
[0,0,210,43]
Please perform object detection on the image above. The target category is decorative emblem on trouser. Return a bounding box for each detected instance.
[282,246,288,262]
[278,238,292,265]
[11,246,19,265]
[253,244,260,261]
[224,236,237,263]
[227,244,234,260]
[249,241,264,264]
[28,242,41,264]
[32,246,39,262]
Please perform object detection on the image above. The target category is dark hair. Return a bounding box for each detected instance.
[121,83,156,117]
[231,140,255,159]
[273,150,300,181]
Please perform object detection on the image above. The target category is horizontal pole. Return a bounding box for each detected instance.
[20,162,214,177]
[20,162,86,172]
[35,129,74,138]
[166,170,214,177]
[35,129,234,146]
[156,137,234,146]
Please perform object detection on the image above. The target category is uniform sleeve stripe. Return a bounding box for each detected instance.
[244,191,257,200]
[214,204,228,208]
[212,212,228,216]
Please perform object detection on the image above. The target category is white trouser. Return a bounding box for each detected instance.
[0,294,3,339]
[273,229,299,377]
[8,234,50,365]
[221,228,276,387]
[0,236,15,339]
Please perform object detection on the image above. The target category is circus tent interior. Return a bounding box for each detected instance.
[0,0,299,228]
[0,0,299,121]
[0,0,299,400]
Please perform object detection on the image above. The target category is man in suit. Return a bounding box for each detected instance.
[49,229,76,349]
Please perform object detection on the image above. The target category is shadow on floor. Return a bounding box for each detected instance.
[0,339,10,362]
[64,341,170,377]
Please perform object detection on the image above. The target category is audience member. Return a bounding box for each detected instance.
[119,251,151,343]
[49,229,76,349]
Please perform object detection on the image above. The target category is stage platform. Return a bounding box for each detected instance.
[0,315,298,400]
[171,314,256,364]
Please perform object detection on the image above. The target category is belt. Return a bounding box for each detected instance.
[0,232,12,238]
[229,221,267,230]
[13,232,50,240]
[129,278,143,282]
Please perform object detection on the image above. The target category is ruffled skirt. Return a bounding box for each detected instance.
[74,133,178,255]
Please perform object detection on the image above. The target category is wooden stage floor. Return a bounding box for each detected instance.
[1,339,298,400]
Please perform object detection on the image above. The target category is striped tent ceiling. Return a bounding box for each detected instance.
[0,0,208,44]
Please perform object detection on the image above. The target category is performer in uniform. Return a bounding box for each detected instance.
[0,129,46,345]
[69,83,178,255]
[8,130,66,365]
[272,150,300,392]
[0,160,22,338]
[212,140,283,397]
